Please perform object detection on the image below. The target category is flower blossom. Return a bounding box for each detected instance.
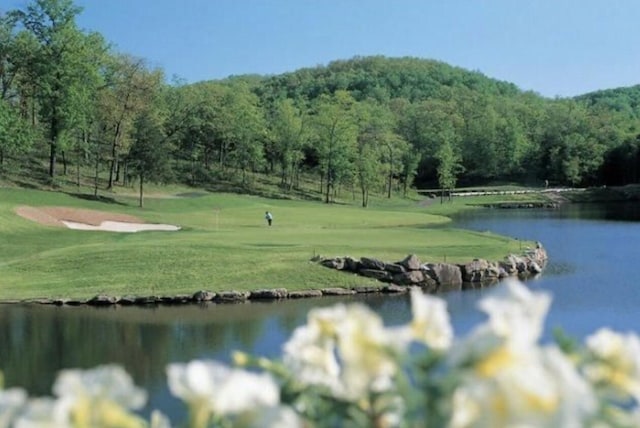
[52,365,148,428]
[585,327,640,402]
[406,286,453,350]
[167,360,280,421]
[448,280,596,428]
[477,279,551,348]
[12,397,70,428]
[283,303,404,401]
[0,387,27,428]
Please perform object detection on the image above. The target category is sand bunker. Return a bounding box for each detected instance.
[15,206,180,233]
[62,220,180,232]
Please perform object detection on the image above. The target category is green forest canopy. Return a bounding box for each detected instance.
[3,0,640,206]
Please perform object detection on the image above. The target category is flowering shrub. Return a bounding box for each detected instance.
[2,280,640,427]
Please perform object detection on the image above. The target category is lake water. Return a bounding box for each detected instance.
[2,202,639,420]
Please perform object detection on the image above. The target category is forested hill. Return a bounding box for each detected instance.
[256,56,523,103]
[2,0,640,204]
[574,85,640,119]
[249,56,640,188]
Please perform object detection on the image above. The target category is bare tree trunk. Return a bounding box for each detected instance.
[49,112,58,178]
[76,153,81,188]
[138,174,144,207]
[94,156,100,198]
[61,151,67,175]
[108,122,121,189]
[325,159,333,204]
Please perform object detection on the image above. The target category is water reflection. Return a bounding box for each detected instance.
[0,293,415,419]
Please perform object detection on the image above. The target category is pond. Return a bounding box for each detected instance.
[1,202,639,420]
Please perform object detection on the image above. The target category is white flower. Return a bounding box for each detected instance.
[52,365,147,428]
[407,287,453,350]
[447,281,596,428]
[449,346,595,428]
[53,364,146,409]
[13,398,70,428]
[167,360,279,416]
[283,303,403,401]
[0,387,27,428]
[585,328,640,401]
[477,279,551,348]
[335,305,402,398]
[541,346,597,427]
[282,308,342,393]
[241,405,304,428]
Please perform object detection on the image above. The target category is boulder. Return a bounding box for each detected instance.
[360,269,393,282]
[384,263,406,274]
[360,257,386,270]
[215,290,250,302]
[321,287,356,296]
[398,254,422,271]
[424,263,463,287]
[392,270,425,285]
[87,294,118,306]
[343,256,360,272]
[460,259,499,282]
[499,256,519,275]
[497,267,510,278]
[135,296,159,305]
[119,296,137,305]
[249,288,289,300]
[528,261,543,274]
[320,258,344,270]
[160,295,191,304]
[288,290,323,298]
[351,286,382,294]
[505,254,528,273]
[381,284,409,293]
[192,290,216,302]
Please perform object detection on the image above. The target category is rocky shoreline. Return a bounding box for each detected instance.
[0,243,548,307]
[316,242,548,293]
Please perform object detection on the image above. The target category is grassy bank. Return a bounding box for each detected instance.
[0,185,537,300]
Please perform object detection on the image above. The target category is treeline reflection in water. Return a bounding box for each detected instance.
[0,292,420,417]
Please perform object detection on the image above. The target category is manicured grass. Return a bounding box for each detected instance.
[0,186,534,300]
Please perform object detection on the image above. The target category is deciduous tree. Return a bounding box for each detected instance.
[311,91,358,203]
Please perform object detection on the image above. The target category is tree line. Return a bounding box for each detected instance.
[2,0,640,207]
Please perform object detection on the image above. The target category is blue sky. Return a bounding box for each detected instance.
[8,1,640,97]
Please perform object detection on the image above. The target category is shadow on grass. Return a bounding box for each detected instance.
[8,179,42,190]
[201,180,324,202]
[65,192,129,206]
[175,192,209,198]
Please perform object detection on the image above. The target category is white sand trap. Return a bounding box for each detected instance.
[62,220,181,233]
